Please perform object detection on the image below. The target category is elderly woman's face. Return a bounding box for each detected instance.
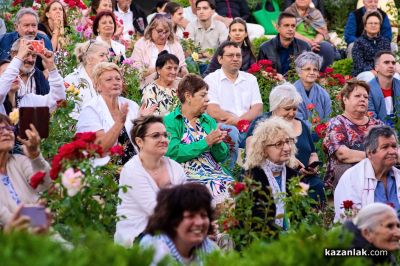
[97,70,123,96]
[299,63,318,84]
[264,132,293,164]
[87,46,109,66]
[98,15,115,36]
[185,88,209,115]
[175,209,210,248]
[157,60,178,85]
[273,105,298,121]
[0,122,15,152]
[151,22,170,46]
[343,86,369,114]
[363,211,400,251]
[96,0,113,13]
[365,16,381,36]
[295,0,311,9]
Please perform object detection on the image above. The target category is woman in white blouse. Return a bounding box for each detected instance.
[114,115,186,247]
[93,11,126,62]
[64,40,109,117]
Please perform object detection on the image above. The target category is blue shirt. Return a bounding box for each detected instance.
[277,40,293,76]
[374,172,400,211]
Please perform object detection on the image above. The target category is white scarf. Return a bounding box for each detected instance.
[261,159,286,227]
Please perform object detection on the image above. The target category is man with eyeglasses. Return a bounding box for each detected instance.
[0,38,65,113]
[258,12,310,76]
[205,41,262,168]
[334,126,400,223]
[344,0,392,58]
[368,51,400,122]
[185,0,227,54]
[0,8,52,71]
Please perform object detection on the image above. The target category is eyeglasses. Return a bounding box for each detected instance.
[0,125,15,133]
[85,39,95,55]
[223,53,241,59]
[301,67,319,73]
[144,132,170,140]
[266,138,294,149]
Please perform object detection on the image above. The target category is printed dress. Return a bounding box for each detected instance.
[141,82,178,116]
[181,117,234,204]
[323,115,383,187]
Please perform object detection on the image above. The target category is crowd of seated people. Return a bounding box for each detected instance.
[2,1,400,262]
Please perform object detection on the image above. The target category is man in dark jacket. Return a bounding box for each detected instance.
[0,8,52,71]
[114,0,148,37]
[258,12,310,76]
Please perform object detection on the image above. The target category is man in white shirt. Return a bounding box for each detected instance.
[205,41,263,167]
[113,0,147,38]
[0,38,65,113]
[186,0,227,53]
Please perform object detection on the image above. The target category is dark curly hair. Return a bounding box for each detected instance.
[144,183,214,238]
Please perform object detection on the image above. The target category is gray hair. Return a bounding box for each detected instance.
[269,83,303,112]
[353,203,397,231]
[14,7,39,26]
[295,51,323,74]
[365,126,398,154]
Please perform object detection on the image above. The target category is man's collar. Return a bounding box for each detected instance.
[117,5,132,14]
[219,68,244,83]
[196,19,214,30]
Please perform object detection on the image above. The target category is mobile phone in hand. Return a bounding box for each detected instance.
[20,206,47,227]
[29,40,45,54]
[306,161,323,170]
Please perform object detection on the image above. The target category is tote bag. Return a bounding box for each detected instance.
[252,0,280,35]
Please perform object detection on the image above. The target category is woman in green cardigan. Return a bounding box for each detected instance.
[164,74,233,205]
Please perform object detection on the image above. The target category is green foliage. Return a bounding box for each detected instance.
[324,0,356,32]
[41,90,78,160]
[172,0,190,7]
[121,63,142,104]
[0,230,163,266]
[204,226,367,266]
[331,59,353,76]
[251,36,269,58]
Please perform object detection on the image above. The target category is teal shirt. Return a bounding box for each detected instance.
[164,106,229,163]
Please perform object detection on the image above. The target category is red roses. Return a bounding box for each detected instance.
[248,63,261,74]
[342,200,354,210]
[315,123,328,139]
[236,119,250,133]
[183,31,189,39]
[29,171,46,189]
[109,145,124,156]
[232,182,246,195]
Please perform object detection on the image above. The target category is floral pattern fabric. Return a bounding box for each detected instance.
[323,115,383,185]
[141,82,177,116]
[181,117,233,204]
[1,174,21,205]
[117,127,136,166]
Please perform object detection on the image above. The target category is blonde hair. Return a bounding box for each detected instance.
[74,40,108,66]
[143,16,176,43]
[92,62,122,89]
[245,116,297,169]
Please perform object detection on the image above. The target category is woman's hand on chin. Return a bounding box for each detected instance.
[139,102,157,116]
[17,124,41,159]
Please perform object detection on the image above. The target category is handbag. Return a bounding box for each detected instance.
[252,0,280,35]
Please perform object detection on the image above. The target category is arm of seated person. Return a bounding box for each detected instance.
[335,145,366,164]
[239,103,263,122]
[207,103,239,125]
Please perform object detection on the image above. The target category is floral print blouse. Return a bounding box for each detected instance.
[141,81,177,116]
[323,115,383,185]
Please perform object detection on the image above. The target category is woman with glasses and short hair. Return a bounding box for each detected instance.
[130,14,187,87]
[114,115,187,247]
[0,114,52,227]
[294,51,331,127]
[246,84,325,204]
[245,116,300,231]
[164,74,233,205]
[64,40,109,118]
